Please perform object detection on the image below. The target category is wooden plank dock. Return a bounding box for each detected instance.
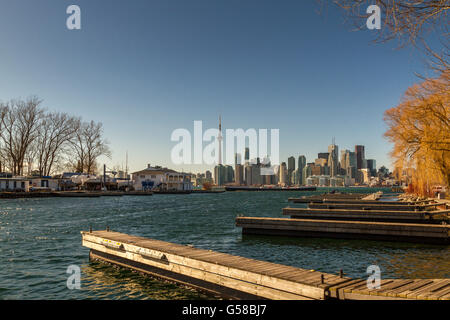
[81,230,352,300]
[307,202,440,211]
[236,217,450,244]
[282,207,448,223]
[81,230,450,300]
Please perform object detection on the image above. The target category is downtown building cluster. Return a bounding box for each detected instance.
[211,143,386,187]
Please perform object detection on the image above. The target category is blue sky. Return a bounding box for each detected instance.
[0,0,433,173]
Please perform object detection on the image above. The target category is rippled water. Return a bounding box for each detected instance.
[0,188,449,299]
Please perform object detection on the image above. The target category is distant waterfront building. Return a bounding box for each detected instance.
[355,145,365,170]
[132,164,192,191]
[205,170,212,180]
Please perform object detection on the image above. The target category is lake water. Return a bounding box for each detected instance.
[1,188,449,299]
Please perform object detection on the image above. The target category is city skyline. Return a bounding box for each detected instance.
[0,1,434,175]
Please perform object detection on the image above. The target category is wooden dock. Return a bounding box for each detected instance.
[81,230,450,300]
[282,207,448,223]
[307,202,442,211]
[236,217,450,244]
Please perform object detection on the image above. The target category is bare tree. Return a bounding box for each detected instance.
[0,97,44,175]
[323,0,449,71]
[70,120,111,174]
[34,113,80,176]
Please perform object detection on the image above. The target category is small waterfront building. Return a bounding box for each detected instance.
[0,178,30,192]
[132,165,193,191]
[30,178,60,191]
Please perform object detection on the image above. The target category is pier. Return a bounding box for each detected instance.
[238,192,450,244]
[81,230,450,300]
[236,217,450,244]
[282,207,448,223]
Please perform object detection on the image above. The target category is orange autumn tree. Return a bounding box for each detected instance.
[384,70,450,196]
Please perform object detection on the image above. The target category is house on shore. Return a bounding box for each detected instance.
[132,165,193,191]
[0,177,30,192]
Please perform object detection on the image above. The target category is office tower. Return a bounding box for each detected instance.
[214,164,225,186]
[297,155,306,185]
[225,165,234,183]
[234,153,243,185]
[205,170,212,180]
[355,145,365,170]
[303,163,314,185]
[287,156,295,186]
[251,163,261,185]
[235,164,243,185]
[318,152,329,164]
[245,164,253,186]
[244,147,250,162]
[279,162,287,186]
[315,158,327,167]
[328,140,339,177]
[235,153,242,166]
[366,159,376,177]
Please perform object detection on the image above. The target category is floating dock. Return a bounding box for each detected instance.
[236,217,450,244]
[81,230,450,300]
[307,202,442,211]
[282,207,448,223]
[225,186,317,192]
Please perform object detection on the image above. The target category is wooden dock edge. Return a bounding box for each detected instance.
[236,217,450,244]
[82,231,450,300]
[82,231,329,300]
[89,249,260,300]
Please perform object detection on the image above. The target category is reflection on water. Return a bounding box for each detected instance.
[80,262,210,300]
[0,187,448,299]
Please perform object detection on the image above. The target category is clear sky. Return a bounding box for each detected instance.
[0,0,434,174]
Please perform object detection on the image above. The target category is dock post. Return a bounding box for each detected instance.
[339,269,343,278]
[321,274,324,284]
[106,226,110,232]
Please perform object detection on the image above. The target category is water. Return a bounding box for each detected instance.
[0,188,449,299]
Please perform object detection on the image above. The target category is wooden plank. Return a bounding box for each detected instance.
[405,280,450,299]
[82,233,327,299]
[387,279,433,297]
[82,231,450,301]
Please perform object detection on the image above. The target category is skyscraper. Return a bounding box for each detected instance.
[244,147,250,162]
[287,156,295,186]
[279,162,287,186]
[234,153,244,185]
[297,155,306,185]
[328,140,339,177]
[225,165,234,183]
[214,164,225,186]
[355,145,365,169]
[340,149,357,181]
[366,159,376,177]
